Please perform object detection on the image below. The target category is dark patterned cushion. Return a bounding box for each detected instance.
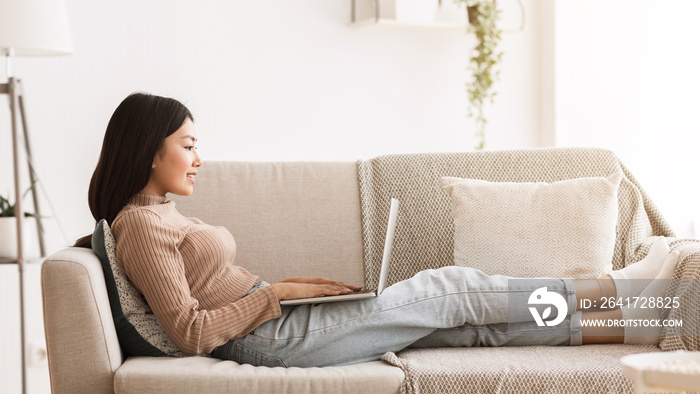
[92,219,186,357]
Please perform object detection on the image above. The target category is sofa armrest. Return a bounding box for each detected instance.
[42,247,124,394]
[660,239,700,351]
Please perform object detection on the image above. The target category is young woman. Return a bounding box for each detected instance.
[76,93,679,368]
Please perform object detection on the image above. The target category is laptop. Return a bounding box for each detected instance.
[280,198,399,306]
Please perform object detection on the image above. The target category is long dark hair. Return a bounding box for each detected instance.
[74,93,193,248]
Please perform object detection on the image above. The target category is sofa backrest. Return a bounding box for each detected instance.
[170,161,365,286]
[42,161,364,394]
[357,148,675,288]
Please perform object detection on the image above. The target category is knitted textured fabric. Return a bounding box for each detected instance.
[382,345,661,394]
[440,173,621,279]
[357,148,674,290]
[660,239,700,352]
[358,148,700,393]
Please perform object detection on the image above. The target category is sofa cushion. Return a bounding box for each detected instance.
[440,174,621,278]
[383,344,659,393]
[92,219,186,357]
[114,358,404,394]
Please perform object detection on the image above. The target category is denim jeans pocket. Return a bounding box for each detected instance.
[233,342,287,368]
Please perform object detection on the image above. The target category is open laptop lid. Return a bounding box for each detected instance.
[376,197,398,295]
[279,198,399,305]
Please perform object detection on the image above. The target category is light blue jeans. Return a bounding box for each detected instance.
[211,266,582,367]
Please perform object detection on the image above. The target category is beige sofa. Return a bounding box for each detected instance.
[42,149,696,393]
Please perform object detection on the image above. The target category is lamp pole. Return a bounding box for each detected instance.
[3,50,47,394]
[3,50,26,394]
[0,2,73,392]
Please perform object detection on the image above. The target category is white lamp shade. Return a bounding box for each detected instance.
[0,0,73,56]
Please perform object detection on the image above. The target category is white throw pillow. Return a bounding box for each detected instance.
[440,173,622,279]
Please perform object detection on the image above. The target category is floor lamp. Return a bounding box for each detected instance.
[0,1,73,393]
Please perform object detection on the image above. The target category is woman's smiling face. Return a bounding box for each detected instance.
[140,118,203,196]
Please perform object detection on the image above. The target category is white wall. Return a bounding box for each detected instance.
[552,0,700,236]
[0,1,544,393]
[0,0,544,255]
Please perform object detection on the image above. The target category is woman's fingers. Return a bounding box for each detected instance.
[270,282,357,301]
[340,282,363,291]
[314,278,363,291]
[280,276,363,291]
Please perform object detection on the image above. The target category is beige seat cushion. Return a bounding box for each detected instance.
[114,358,403,394]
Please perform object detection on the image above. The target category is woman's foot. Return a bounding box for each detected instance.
[621,250,680,345]
[610,237,670,299]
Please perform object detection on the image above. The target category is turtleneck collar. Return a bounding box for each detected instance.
[129,194,168,207]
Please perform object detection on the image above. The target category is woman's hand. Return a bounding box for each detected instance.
[270,277,362,301]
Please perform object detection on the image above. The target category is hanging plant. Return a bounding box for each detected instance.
[458,0,503,150]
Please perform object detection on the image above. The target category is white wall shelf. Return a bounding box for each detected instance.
[349,0,526,32]
[349,17,469,30]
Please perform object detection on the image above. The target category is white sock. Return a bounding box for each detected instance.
[610,237,670,299]
[622,250,680,345]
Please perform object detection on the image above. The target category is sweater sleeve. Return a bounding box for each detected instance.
[113,208,282,355]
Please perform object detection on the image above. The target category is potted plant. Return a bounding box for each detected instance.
[0,187,41,258]
[456,0,503,150]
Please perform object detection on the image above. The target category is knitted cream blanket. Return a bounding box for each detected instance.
[356,148,698,393]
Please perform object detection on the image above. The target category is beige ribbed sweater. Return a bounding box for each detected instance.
[112,194,282,355]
